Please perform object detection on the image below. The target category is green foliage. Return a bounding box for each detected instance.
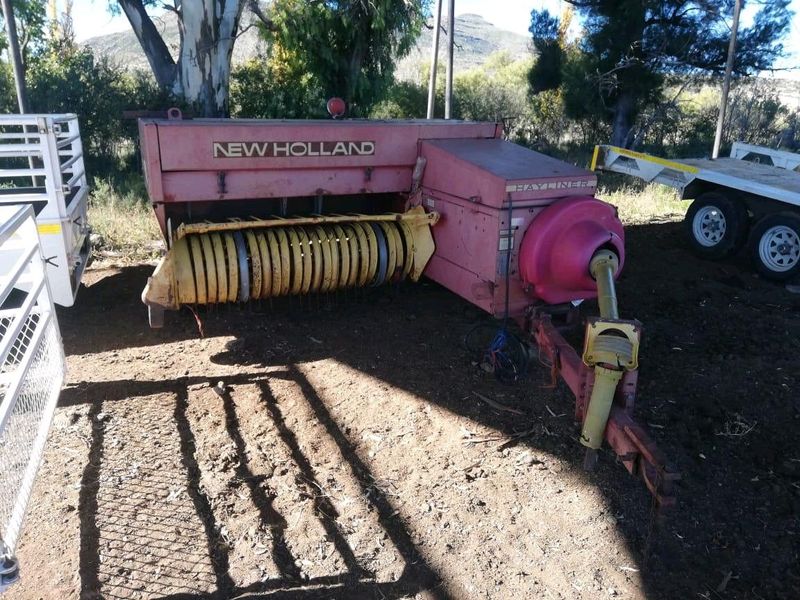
[0,33,169,175]
[370,51,609,153]
[631,78,798,157]
[369,80,429,119]
[371,55,529,124]
[27,47,127,154]
[0,61,18,109]
[263,0,428,115]
[0,0,47,65]
[453,53,534,139]
[89,175,162,261]
[527,9,562,94]
[598,181,685,225]
[230,57,326,118]
[530,1,793,147]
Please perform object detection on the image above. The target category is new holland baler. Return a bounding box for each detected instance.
[138,112,678,507]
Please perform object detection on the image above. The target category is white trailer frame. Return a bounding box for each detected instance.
[0,204,66,592]
[0,114,90,307]
[592,143,800,279]
[591,144,800,209]
[729,141,800,172]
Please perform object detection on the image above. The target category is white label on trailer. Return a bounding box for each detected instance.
[425,197,435,208]
[511,217,523,229]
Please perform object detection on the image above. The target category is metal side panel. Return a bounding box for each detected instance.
[730,142,800,171]
[39,178,89,307]
[0,204,66,592]
[37,221,79,308]
[0,114,90,305]
[592,145,698,192]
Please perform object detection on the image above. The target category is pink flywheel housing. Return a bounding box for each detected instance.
[518,196,625,304]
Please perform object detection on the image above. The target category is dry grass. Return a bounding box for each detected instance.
[597,181,688,225]
[88,177,163,263]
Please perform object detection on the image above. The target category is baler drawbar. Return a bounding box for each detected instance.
[137,112,678,507]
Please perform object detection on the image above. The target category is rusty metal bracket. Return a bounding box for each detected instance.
[528,310,679,510]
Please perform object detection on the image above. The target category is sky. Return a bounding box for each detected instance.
[70,0,800,76]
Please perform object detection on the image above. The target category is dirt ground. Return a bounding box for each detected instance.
[5,218,800,600]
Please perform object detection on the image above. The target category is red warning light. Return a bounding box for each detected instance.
[327,97,347,119]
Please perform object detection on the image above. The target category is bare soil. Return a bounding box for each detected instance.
[5,219,800,600]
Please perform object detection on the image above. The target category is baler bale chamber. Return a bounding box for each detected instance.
[138,114,678,507]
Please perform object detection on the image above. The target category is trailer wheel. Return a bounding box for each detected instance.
[749,212,800,280]
[684,192,747,259]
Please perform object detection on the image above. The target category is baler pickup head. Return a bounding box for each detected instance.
[143,207,438,327]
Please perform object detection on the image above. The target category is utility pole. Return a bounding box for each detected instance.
[1,0,28,113]
[444,0,454,119]
[712,0,741,159]
[426,0,442,119]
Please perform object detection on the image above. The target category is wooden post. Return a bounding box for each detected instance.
[426,0,442,119]
[1,0,28,113]
[712,0,741,159]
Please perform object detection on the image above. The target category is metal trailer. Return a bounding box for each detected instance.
[0,204,66,592]
[592,143,800,280]
[0,114,90,306]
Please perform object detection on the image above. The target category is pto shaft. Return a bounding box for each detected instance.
[589,250,620,320]
[581,249,628,469]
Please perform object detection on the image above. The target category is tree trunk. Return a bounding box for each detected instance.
[119,0,244,117]
[611,92,635,148]
[175,0,243,117]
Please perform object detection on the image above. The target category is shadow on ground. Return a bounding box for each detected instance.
[68,369,445,600]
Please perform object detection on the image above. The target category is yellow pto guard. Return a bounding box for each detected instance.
[142,207,439,327]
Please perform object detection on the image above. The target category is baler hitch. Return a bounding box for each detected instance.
[528,250,679,509]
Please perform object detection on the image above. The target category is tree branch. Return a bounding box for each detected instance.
[117,0,177,89]
[247,0,276,31]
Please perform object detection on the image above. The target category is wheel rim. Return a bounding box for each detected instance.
[758,225,800,272]
[692,205,727,247]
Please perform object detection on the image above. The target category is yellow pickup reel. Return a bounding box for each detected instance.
[142,207,439,327]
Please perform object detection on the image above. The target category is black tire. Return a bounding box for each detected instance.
[748,212,800,281]
[683,192,748,259]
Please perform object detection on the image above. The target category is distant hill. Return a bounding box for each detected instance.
[82,12,266,71]
[82,12,530,80]
[395,14,531,82]
[83,13,800,110]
